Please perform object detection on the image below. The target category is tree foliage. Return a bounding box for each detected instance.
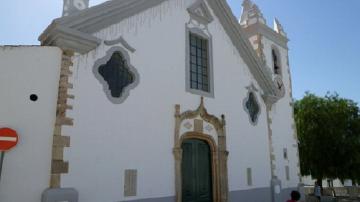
[294,93,360,183]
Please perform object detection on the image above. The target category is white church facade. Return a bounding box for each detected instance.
[0,0,301,202]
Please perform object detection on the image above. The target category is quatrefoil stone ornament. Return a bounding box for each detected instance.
[244,92,260,124]
[98,52,134,98]
[94,47,140,104]
[205,125,213,132]
[184,122,193,130]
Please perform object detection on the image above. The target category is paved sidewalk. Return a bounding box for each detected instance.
[336,197,360,202]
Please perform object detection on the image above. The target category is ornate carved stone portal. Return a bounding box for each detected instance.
[173,97,228,202]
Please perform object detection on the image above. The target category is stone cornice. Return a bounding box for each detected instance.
[39,24,101,54]
[243,22,289,49]
[39,0,166,54]
[54,0,167,33]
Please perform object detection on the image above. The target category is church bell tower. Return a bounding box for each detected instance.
[239,1,302,202]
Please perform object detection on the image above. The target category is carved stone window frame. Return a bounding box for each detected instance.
[93,46,140,104]
[243,84,261,125]
[185,1,214,98]
[173,98,228,202]
[185,26,214,98]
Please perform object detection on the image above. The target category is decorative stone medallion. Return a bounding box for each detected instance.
[183,122,193,130]
[205,124,213,132]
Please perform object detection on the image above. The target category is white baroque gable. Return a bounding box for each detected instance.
[40,0,280,103]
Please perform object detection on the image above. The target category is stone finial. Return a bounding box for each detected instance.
[242,0,252,10]
[274,18,287,37]
[175,104,181,117]
[240,0,266,26]
[63,0,89,17]
[221,114,226,126]
[240,0,253,25]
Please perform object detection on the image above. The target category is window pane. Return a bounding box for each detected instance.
[202,40,207,49]
[191,73,197,81]
[198,74,203,83]
[197,66,202,74]
[197,49,202,57]
[202,50,207,58]
[202,67,208,75]
[191,35,196,46]
[191,56,196,63]
[191,47,196,55]
[196,37,202,47]
[202,58,207,66]
[191,64,197,72]
[189,33,210,92]
[203,84,208,92]
[197,57,202,66]
[202,76,208,84]
[191,82,197,89]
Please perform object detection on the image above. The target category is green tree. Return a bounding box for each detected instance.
[294,93,360,184]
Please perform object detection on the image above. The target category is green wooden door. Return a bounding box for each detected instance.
[181,139,213,202]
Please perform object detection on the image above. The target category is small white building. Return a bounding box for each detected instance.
[0,0,301,202]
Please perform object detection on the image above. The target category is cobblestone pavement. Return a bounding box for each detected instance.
[336,197,360,202]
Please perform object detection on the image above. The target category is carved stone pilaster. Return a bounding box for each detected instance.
[217,117,228,202]
[265,105,276,179]
[50,50,74,188]
[254,34,266,62]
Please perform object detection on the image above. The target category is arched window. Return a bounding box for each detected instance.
[272,49,281,75]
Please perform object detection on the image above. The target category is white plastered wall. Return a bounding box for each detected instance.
[62,0,272,201]
[0,46,62,202]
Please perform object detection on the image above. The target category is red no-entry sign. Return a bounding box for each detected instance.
[0,127,19,182]
[0,128,18,151]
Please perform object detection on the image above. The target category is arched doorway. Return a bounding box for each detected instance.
[181,139,213,202]
[174,98,228,202]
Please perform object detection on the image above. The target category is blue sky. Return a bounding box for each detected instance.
[1,0,359,104]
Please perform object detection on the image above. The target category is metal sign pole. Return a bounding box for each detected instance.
[0,151,5,182]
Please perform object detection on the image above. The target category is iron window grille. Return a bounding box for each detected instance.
[98,51,134,98]
[189,33,210,92]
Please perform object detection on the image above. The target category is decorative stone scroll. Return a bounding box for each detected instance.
[173,97,228,202]
[187,0,214,25]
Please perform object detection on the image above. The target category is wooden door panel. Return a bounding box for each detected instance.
[182,142,195,201]
[182,139,212,202]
